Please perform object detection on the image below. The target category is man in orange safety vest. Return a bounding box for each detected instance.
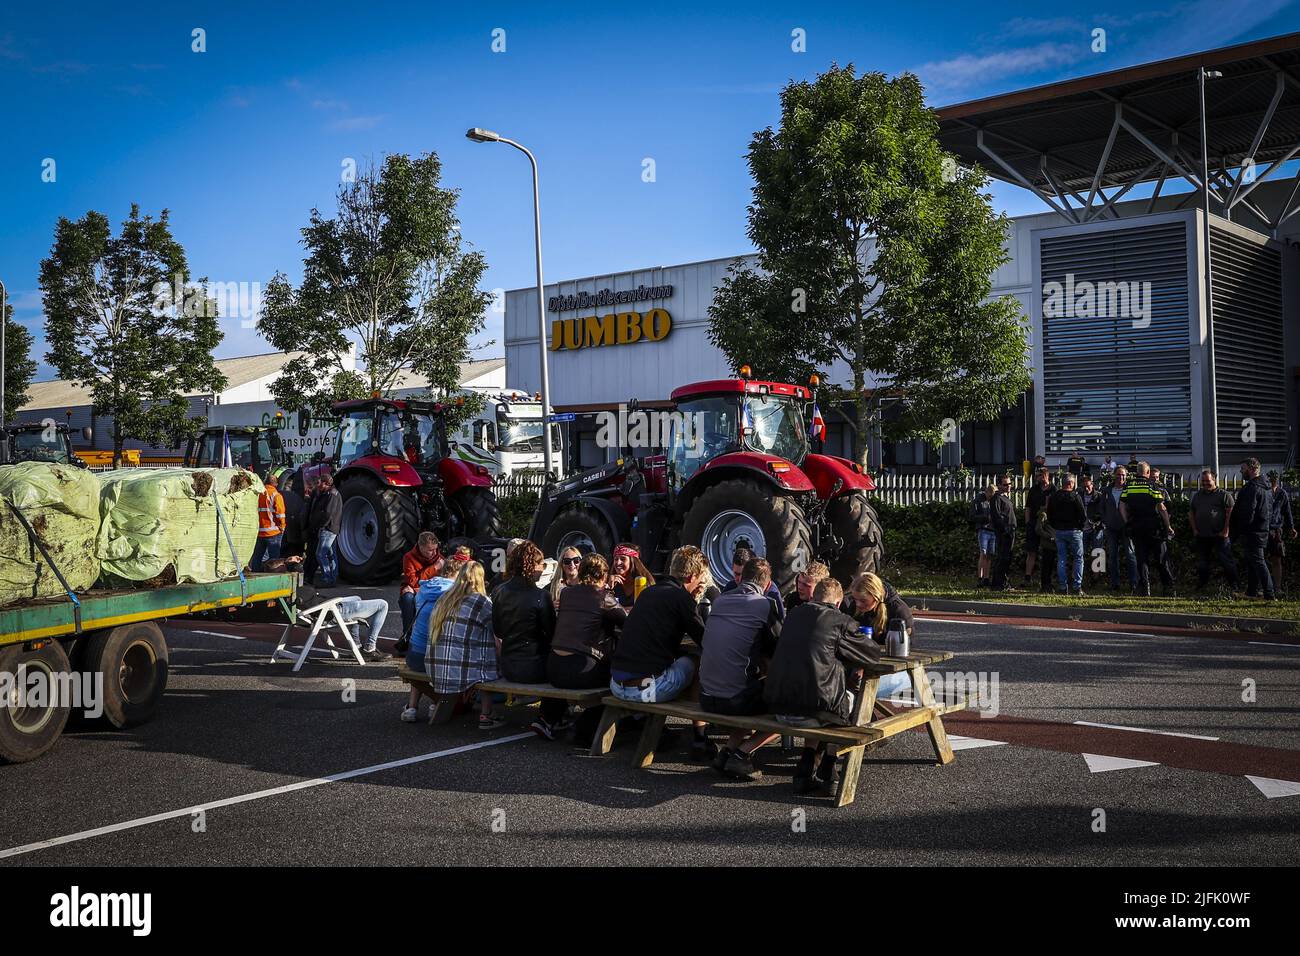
[252,473,288,571]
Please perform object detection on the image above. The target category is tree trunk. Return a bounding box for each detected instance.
[113,423,122,469]
[852,366,869,468]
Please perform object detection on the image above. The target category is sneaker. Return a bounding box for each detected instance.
[362,648,392,663]
[479,713,507,730]
[720,751,763,781]
[400,706,419,723]
[530,717,556,740]
[690,736,719,762]
[711,746,732,772]
[814,756,841,799]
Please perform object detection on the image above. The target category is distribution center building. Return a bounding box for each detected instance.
[506,35,1300,474]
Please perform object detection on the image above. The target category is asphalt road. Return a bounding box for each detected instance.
[1,588,1297,867]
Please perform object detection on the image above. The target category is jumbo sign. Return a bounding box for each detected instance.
[549,308,672,351]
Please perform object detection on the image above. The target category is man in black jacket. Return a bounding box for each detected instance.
[1267,471,1296,596]
[766,577,880,795]
[609,545,707,703]
[307,474,343,587]
[1046,473,1087,595]
[1230,458,1275,600]
[989,475,1018,590]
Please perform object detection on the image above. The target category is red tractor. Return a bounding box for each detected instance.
[529,373,882,591]
[297,397,500,582]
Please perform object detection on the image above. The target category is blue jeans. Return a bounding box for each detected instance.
[316,530,338,586]
[876,671,912,700]
[251,533,282,571]
[399,591,417,635]
[610,656,695,703]
[1106,528,1137,589]
[1056,530,1084,592]
[337,597,389,651]
[976,530,997,555]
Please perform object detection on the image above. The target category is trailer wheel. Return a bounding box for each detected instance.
[81,622,169,729]
[541,504,615,559]
[827,491,885,583]
[0,640,72,763]
[679,478,813,593]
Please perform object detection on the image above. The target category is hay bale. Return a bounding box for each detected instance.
[0,462,102,606]
[96,468,264,585]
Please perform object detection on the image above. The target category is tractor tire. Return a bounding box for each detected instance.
[679,478,813,593]
[0,640,72,763]
[80,621,169,729]
[828,491,885,583]
[338,476,420,584]
[541,504,615,560]
[449,486,501,540]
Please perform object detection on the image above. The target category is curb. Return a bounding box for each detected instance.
[911,597,1298,635]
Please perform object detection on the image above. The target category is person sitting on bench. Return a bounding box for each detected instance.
[549,553,628,746]
[428,560,503,730]
[399,553,458,722]
[699,557,783,780]
[608,543,655,608]
[765,577,881,795]
[720,546,786,619]
[399,532,444,637]
[783,560,830,612]
[491,540,565,740]
[845,572,916,701]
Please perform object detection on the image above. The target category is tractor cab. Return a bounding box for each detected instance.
[186,424,292,479]
[666,377,811,487]
[0,421,87,467]
[331,398,449,474]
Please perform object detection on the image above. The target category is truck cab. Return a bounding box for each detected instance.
[452,390,563,478]
[0,421,89,467]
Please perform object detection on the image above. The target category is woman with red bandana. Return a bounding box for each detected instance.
[608,543,655,608]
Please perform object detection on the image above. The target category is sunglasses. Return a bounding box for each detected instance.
[562,557,582,565]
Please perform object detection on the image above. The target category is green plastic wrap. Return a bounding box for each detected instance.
[0,462,103,606]
[96,468,264,586]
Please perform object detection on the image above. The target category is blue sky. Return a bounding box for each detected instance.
[3,0,1298,380]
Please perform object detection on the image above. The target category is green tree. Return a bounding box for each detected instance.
[2,297,37,422]
[708,65,1031,465]
[258,152,493,431]
[40,205,225,465]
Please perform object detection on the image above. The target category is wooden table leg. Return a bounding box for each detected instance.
[910,664,954,764]
[590,705,623,756]
[632,714,667,769]
[836,744,865,807]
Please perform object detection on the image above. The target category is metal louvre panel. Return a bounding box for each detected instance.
[1210,227,1286,460]
[1040,221,1192,455]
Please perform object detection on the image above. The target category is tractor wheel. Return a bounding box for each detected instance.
[541,504,615,560]
[679,478,813,593]
[448,486,501,540]
[0,640,72,763]
[338,476,420,583]
[80,621,169,729]
[828,490,885,583]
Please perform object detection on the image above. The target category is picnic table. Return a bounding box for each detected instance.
[588,650,964,807]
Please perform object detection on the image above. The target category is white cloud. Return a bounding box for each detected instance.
[329,114,384,131]
[916,41,1084,95]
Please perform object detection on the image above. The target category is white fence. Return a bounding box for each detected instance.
[867,470,1266,507]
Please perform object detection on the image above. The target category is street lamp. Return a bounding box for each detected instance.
[466,126,556,478]
[1199,67,1223,479]
[1,278,7,426]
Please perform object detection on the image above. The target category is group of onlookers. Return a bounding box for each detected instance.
[391,533,915,795]
[971,454,1294,599]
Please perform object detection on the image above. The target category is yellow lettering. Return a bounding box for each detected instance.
[583,313,614,348]
[562,318,582,350]
[616,311,642,345]
[643,308,672,341]
[549,320,564,351]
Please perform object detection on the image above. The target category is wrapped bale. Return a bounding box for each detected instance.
[96,468,264,586]
[0,462,102,606]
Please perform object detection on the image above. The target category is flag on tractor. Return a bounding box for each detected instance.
[809,402,826,442]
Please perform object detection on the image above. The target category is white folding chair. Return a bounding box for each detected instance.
[272,597,367,672]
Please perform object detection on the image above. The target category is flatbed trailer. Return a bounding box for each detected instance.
[0,572,296,764]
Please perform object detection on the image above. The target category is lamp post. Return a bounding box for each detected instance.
[1200,67,1223,479]
[1,278,7,426]
[466,127,556,479]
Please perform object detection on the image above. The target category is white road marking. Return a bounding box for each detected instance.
[1073,720,1219,741]
[180,629,248,641]
[1245,775,1300,799]
[0,733,533,860]
[921,618,1157,638]
[1248,641,1299,649]
[947,735,1008,751]
[1083,753,1161,773]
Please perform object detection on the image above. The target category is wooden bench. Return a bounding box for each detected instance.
[589,649,964,807]
[396,668,606,724]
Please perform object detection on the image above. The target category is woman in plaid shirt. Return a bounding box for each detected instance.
[426,561,503,729]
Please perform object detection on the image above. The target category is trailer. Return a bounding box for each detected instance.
[0,572,296,764]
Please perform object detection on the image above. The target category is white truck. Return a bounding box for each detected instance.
[450,390,562,478]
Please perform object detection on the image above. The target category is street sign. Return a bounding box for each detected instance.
[547,413,576,423]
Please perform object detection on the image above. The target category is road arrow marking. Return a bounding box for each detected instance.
[1083,753,1160,773]
[1245,775,1300,799]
